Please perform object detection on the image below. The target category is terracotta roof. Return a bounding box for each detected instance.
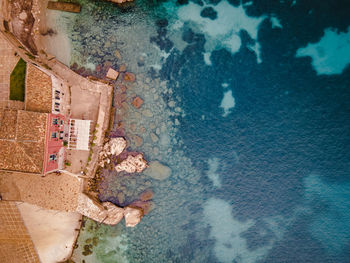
[0,109,17,139]
[0,109,47,173]
[25,64,52,113]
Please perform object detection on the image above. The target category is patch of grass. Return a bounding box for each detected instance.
[10,58,26,101]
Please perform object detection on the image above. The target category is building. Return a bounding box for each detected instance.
[0,63,69,175]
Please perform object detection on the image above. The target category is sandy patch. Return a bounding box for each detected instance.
[40,10,72,65]
[17,202,81,263]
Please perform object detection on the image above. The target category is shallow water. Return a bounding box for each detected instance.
[52,0,350,262]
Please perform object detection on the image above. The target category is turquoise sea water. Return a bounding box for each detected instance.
[54,0,350,262]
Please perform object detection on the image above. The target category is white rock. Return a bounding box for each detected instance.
[76,194,124,225]
[150,132,159,143]
[142,109,153,117]
[102,202,124,225]
[115,154,148,173]
[124,207,143,227]
[109,137,127,156]
[106,68,119,80]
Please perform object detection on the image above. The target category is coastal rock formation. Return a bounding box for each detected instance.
[108,0,134,4]
[124,207,143,227]
[99,137,127,167]
[109,137,127,155]
[115,154,148,173]
[144,161,171,180]
[76,193,122,225]
[131,200,153,215]
[76,193,141,226]
[101,202,125,225]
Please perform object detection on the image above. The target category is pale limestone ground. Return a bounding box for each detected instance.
[0,33,19,102]
[17,202,82,263]
[66,149,90,174]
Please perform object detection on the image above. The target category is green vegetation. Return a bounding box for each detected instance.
[25,52,35,60]
[10,58,26,101]
[43,63,52,70]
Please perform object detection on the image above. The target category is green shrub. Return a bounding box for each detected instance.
[25,52,35,60]
[10,58,26,101]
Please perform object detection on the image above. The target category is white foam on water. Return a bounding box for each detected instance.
[203,198,288,263]
[207,158,222,188]
[304,174,350,254]
[296,26,350,75]
[203,52,212,65]
[270,15,283,29]
[169,0,266,63]
[220,90,235,117]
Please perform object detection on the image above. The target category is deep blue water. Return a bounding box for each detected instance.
[161,1,350,261]
[64,0,350,262]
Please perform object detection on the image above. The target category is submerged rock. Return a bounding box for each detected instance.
[200,7,217,20]
[119,64,127,72]
[124,206,143,227]
[131,200,153,215]
[144,161,171,180]
[140,190,154,201]
[150,132,159,143]
[124,72,136,82]
[133,135,143,147]
[115,49,122,59]
[117,192,125,204]
[115,154,148,173]
[132,96,144,109]
[142,109,153,117]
